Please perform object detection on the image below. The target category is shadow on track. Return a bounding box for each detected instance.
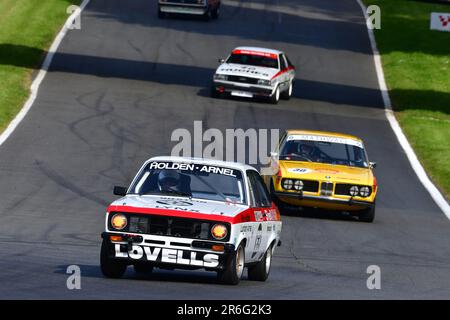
[55,264,254,285]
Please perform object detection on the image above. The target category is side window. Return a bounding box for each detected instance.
[279,54,287,70]
[285,54,294,68]
[247,170,272,208]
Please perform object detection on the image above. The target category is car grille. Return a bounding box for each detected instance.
[320,182,333,196]
[334,184,372,197]
[109,213,230,242]
[302,180,320,193]
[227,75,260,85]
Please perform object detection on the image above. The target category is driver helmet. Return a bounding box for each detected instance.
[157,170,181,192]
[298,141,315,155]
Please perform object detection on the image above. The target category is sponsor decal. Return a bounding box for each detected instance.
[115,244,220,268]
[232,49,278,59]
[254,211,264,222]
[288,168,312,174]
[240,225,253,233]
[314,169,340,174]
[220,65,270,78]
[287,134,363,148]
[156,200,193,206]
[265,208,278,221]
[148,161,236,177]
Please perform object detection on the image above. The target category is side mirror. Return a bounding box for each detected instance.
[113,186,127,196]
[369,162,377,169]
[218,58,225,64]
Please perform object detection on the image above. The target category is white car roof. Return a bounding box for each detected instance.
[233,46,283,55]
[145,156,258,173]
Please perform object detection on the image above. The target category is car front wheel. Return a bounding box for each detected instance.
[100,239,127,278]
[270,86,280,104]
[248,244,274,281]
[218,243,245,285]
[281,81,293,100]
[358,203,375,223]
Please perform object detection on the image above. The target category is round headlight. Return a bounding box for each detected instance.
[349,186,359,196]
[359,186,370,197]
[211,224,228,240]
[282,179,294,190]
[111,213,127,230]
[293,180,304,190]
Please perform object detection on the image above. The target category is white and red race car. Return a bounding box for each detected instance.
[100,157,282,285]
[212,47,296,104]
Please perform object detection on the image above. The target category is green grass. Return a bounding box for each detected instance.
[363,0,450,199]
[0,0,81,132]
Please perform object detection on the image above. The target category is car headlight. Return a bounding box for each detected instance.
[211,224,228,240]
[359,186,371,197]
[111,213,127,230]
[349,186,359,196]
[293,180,304,191]
[282,179,294,190]
[257,79,271,86]
[214,74,228,81]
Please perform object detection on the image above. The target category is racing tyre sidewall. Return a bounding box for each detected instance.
[358,202,376,223]
[270,86,280,104]
[218,243,245,285]
[212,5,220,19]
[281,81,293,100]
[248,244,274,281]
[100,239,127,278]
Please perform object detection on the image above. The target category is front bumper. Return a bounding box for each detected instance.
[102,232,234,271]
[213,80,274,97]
[159,3,208,15]
[274,191,374,209]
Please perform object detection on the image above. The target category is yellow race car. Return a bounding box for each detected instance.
[267,130,378,222]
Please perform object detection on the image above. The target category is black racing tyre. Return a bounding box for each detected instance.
[358,203,375,223]
[248,243,274,281]
[202,8,212,21]
[133,263,154,274]
[281,81,293,100]
[100,239,127,278]
[211,5,220,19]
[269,86,280,104]
[217,242,245,285]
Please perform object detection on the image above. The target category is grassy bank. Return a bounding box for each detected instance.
[363,0,450,198]
[0,0,81,133]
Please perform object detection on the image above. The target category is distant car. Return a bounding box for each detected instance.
[158,0,221,20]
[267,130,378,222]
[100,156,282,285]
[212,46,296,104]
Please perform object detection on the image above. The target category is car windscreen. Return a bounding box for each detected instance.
[128,162,246,204]
[227,53,279,69]
[280,137,369,168]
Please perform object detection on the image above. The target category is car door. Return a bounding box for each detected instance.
[246,170,273,262]
[278,54,290,91]
[284,54,296,81]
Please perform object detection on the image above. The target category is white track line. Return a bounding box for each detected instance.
[356,0,450,218]
[0,0,91,147]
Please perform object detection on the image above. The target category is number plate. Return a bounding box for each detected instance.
[231,91,253,98]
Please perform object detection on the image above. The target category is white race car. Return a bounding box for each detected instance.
[212,47,296,104]
[100,156,282,285]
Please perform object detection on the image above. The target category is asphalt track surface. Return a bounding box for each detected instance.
[0,0,449,299]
